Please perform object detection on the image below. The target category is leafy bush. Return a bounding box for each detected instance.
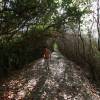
[0,31,47,77]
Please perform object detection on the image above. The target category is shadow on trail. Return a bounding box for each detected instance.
[0,52,100,100]
[32,72,48,100]
[25,64,51,100]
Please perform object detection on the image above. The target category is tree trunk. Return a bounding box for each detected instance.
[97,0,100,51]
[78,22,85,59]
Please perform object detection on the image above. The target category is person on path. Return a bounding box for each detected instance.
[43,46,51,70]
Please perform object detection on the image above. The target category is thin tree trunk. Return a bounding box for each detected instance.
[78,21,85,59]
[97,0,100,51]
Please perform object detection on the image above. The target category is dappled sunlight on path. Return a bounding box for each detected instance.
[0,51,100,100]
[0,59,44,100]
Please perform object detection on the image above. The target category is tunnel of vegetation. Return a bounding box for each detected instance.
[0,0,100,87]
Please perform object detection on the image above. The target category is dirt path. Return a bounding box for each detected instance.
[0,51,100,100]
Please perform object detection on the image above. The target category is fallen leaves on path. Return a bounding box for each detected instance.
[0,52,100,100]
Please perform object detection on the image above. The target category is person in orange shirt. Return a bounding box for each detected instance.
[43,46,51,70]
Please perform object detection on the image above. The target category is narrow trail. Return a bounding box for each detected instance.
[0,51,100,100]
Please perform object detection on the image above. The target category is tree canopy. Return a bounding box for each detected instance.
[0,0,92,38]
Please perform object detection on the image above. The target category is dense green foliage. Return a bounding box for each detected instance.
[0,0,86,76]
[0,0,100,87]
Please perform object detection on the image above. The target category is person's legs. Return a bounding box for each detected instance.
[44,59,49,70]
